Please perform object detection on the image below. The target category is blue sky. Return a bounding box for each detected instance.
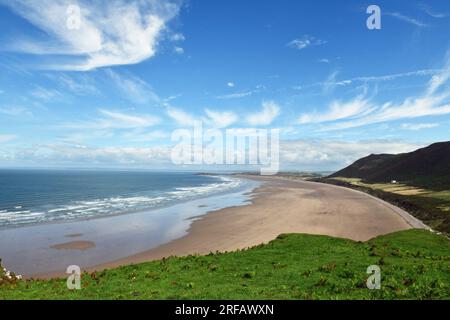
[0,0,449,171]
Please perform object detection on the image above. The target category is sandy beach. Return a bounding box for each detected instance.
[6,174,428,279]
[84,175,425,274]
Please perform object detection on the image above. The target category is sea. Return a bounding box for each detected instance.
[0,169,255,229]
[0,169,259,275]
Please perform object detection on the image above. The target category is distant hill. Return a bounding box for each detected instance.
[329,141,450,190]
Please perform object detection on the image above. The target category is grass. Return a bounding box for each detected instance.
[0,229,449,300]
[320,177,450,234]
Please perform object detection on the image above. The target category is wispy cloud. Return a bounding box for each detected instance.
[287,35,326,51]
[0,134,17,143]
[122,129,169,142]
[1,0,181,71]
[307,60,450,131]
[66,109,160,130]
[204,109,237,128]
[170,33,185,41]
[321,71,353,93]
[105,69,160,104]
[246,101,280,126]
[401,123,439,131]
[216,84,265,100]
[386,12,428,27]
[174,47,184,55]
[166,106,237,128]
[419,4,450,19]
[217,91,253,99]
[0,106,31,117]
[298,95,374,124]
[46,73,99,96]
[166,106,197,126]
[30,86,63,101]
[293,68,448,91]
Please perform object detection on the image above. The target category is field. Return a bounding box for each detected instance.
[1,229,449,300]
[320,177,450,233]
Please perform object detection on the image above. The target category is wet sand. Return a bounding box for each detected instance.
[0,185,256,278]
[50,241,96,250]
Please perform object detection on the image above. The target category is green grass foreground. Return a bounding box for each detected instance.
[1,229,449,300]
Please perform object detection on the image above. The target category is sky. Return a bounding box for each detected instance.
[0,0,449,171]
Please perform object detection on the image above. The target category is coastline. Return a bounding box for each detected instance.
[75,174,421,278]
[3,174,427,279]
[0,177,258,278]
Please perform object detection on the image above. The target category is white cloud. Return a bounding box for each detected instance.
[170,33,185,41]
[174,46,184,54]
[204,108,237,128]
[426,67,450,96]
[386,12,428,27]
[287,35,326,51]
[217,91,253,99]
[401,123,439,131]
[66,109,160,130]
[299,58,450,131]
[227,82,235,88]
[280,139,423,170]
[31,86,63,101]
[0,134,16,143]
[2,0,181,70]
[8,144,173,166]
[326,94,450,132]
[321,71,353,93]
[105,69,159,104]
[1,136,424,171]
[99,110,159,128]
[293,68,448,92]
[0,106,31,117]
[47,73,99,96]
[419,4,449,19]
[166,106,197,126]
[298,95,374,124]
[166,106,237,128]
[122,129,169,142]
[246,101,280,126]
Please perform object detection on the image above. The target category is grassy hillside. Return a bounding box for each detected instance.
[330,142,450,191]
[1,229,449,300]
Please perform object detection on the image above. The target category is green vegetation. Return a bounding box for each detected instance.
[1,229,449,300]
[321,177,450,234]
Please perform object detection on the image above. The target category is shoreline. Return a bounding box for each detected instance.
[0,178,257,279]
[37,174,422,279]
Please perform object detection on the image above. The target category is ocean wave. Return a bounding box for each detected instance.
[0,175,246,228]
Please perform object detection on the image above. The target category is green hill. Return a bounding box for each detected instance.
[329,141,450,191]
[1,229,449,300]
